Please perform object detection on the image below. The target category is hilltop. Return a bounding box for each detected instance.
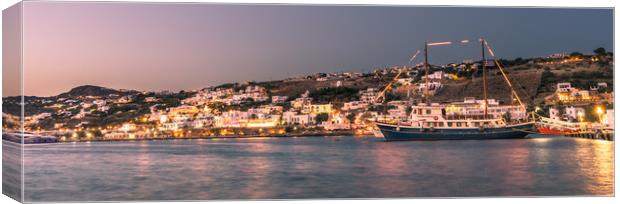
[57,85,136,98]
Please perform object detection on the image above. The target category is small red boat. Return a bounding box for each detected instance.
[536,116,587,135]
[536,127,577,135]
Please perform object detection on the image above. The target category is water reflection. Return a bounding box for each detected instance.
[373,143,417,197]
[15,135,614,202]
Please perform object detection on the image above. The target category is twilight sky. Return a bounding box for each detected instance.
[11,2,614,97]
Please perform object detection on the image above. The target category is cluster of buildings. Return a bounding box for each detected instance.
[182,85,269,106]
[550,82,607,103]
[23,94,141,129]
[544,82,614,129]
[150,86,389,135]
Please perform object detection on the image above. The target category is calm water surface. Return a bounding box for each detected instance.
[9,135,615,201]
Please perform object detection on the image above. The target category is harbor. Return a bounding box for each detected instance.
[563,131,614,141]
[1,3,615,202]
[7,134,612,201]
[2,40,614,143]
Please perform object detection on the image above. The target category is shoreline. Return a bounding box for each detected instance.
[3,130,377,144]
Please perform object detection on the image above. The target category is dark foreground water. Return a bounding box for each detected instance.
[5,135,614,201]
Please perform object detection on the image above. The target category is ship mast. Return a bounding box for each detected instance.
[424,42,430,104]
[481,37,488,117]
[483,40,527,112]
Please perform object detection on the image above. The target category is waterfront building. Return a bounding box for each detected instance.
[282,111,315,126]
[248,105,283,119]
[214,110,249,128]
[303,104,332,114]
[246,115,281,128]
[192,114,214,129]
[120,123,137,132]
[323,112,351,130]
[565,106,586,122]
[161,114,192,130]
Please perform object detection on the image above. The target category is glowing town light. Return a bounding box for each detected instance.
[595,106,604,115]
[595,106,605,123]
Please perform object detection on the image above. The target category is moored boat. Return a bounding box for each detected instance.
[377,122,534,141]
[535,116,587,135]
[2,132,59,144]
[374,38,535,141]
[376,102,535,141]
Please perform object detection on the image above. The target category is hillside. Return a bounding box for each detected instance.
[432,69,541,105]
[432,60,613,106]
[57,85,133,98]
[263,77,388,98]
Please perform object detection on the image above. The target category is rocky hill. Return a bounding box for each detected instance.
[432,69,542,105]
[57,85,134,98]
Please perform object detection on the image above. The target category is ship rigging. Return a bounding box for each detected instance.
[374,37,535,141]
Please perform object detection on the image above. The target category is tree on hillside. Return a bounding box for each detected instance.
[594,47,607,56]
[315,113,329,124]
[309,87,360,103]
[346,113,356,124]
[569,52,584,58]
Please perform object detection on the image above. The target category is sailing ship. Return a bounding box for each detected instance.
[375,38,535,141]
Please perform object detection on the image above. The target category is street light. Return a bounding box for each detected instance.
[595,106,604,114]
[595,106,605,123]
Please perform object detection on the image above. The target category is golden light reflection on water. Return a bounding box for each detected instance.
[585,140,614,194]
[240,142,275,198]
[486,140,535,196]
[17,136,615,201]
[370,142,416,196]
